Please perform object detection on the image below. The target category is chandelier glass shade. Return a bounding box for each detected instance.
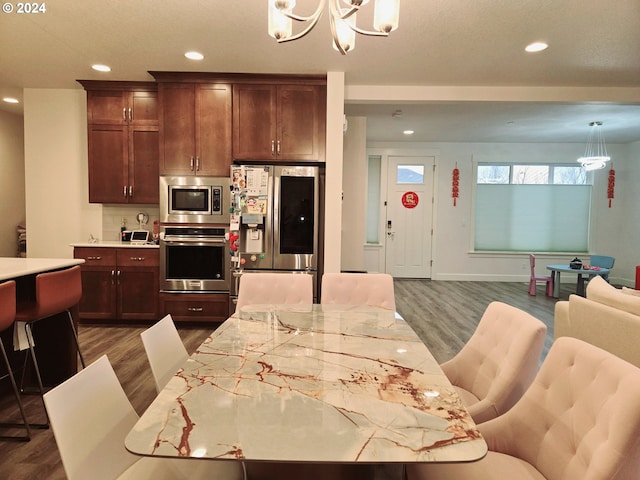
[268,0,400,54]
[577,121,611,171]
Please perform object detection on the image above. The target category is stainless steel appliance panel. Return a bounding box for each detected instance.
[237,166,273,270]
[273,165,319,271]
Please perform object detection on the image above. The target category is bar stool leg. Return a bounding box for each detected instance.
[22,320,50,428]
[66,310,85,368]
[0,338,31,441]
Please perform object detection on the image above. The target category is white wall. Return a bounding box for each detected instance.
[23,89,102,258]
[615,141,640,284]
[323,72,345,274]
[0,110,25,256]
[341,116,367,271]
[341,132,638,285]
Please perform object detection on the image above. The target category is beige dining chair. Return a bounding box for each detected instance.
[441,301,546,424]
[43,355,244,480]
[320,273,396,310]
[140,314,188,393]
[407,336,640,480]
[235,272,313,310]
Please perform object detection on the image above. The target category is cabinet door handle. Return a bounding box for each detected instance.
[187,307,204,312]
[129,257,145,261]
[87,256,102,261]
[123,108,127,122]
[111,270,115,285]
[128,108,132,122]
[129,185,133,197]
[123,186,128,197]
[195,157,200,171]
[117,270,121,285]
[190,156,194,171]
[271,140,275,154]
[277,140,281,154]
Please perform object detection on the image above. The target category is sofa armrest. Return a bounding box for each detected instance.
[553,300,571,339]
[557,294,640,368]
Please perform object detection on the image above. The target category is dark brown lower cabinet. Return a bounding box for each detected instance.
[74,247,159,323]
[160,292,229,323]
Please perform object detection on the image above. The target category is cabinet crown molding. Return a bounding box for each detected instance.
[77,80,158,91]
[149,71,327,85]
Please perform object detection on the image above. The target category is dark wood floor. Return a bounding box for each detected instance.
[0,280,574,479]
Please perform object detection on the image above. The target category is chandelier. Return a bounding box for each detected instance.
[268,0,400,55]
[577,121,611,171]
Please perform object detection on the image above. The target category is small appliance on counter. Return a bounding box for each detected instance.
[121,230,150,244]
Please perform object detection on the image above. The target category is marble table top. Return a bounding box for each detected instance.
[125,304,487,464]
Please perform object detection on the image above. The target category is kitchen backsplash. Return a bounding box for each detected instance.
[102,205,159,242]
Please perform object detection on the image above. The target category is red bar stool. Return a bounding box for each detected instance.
[15,265,86,427]
[0,280,31,441]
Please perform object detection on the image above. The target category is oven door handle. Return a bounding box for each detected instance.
[163,237,226,244]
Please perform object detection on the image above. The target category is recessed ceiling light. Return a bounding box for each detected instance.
[92,64,111,72]
[525,42,548,53]
[3,97,19,104]
[185,51,204,60]
[403,130,414,135]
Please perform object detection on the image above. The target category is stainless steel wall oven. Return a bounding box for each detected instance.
[160,226,230,292]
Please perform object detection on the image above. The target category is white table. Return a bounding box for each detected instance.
[0,257,84,281]
[126,304,486,466]
[0,257,85,383]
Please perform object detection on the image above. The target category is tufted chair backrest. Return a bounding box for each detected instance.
[235,273,313,310]
[479,336,640,480]
[441,301,547,423]
[320,273,396,311]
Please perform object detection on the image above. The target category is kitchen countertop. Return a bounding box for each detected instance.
[71,241,159,249]
[0,257,85,281]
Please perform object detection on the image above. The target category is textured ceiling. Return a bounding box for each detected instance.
[1,0,639,142]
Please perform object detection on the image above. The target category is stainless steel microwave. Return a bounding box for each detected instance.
[160,176,230,224]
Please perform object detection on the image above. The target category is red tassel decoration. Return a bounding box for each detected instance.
[607,167,615,208]
[452,164,460,206]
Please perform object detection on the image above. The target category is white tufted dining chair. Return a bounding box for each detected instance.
[407,336,640,480]
[440,301,547,424]
[235,272,313,311]
[320,273,396,311]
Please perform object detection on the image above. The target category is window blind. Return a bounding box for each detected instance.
[475,184,591,252]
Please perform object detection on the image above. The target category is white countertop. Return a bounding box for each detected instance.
[0,257,85,281]
[71,241,159,249]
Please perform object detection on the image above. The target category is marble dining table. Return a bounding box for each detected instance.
[125,304,487,467]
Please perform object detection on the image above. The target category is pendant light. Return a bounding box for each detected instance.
[577,121,610,171]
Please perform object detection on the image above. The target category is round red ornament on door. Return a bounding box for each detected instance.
[401,191,419,209]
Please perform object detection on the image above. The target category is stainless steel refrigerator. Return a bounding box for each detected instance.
[229,165,321,312]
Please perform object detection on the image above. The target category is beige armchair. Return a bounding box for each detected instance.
[441,301,546,424]
[320,273,396,310]
[236,272,313,310]
[408,337,640,480]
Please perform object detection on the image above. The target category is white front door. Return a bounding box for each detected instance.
[385,156,435,278]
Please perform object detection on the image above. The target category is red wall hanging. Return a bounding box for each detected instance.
[452,163,460,206]
[608,166,615,208]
